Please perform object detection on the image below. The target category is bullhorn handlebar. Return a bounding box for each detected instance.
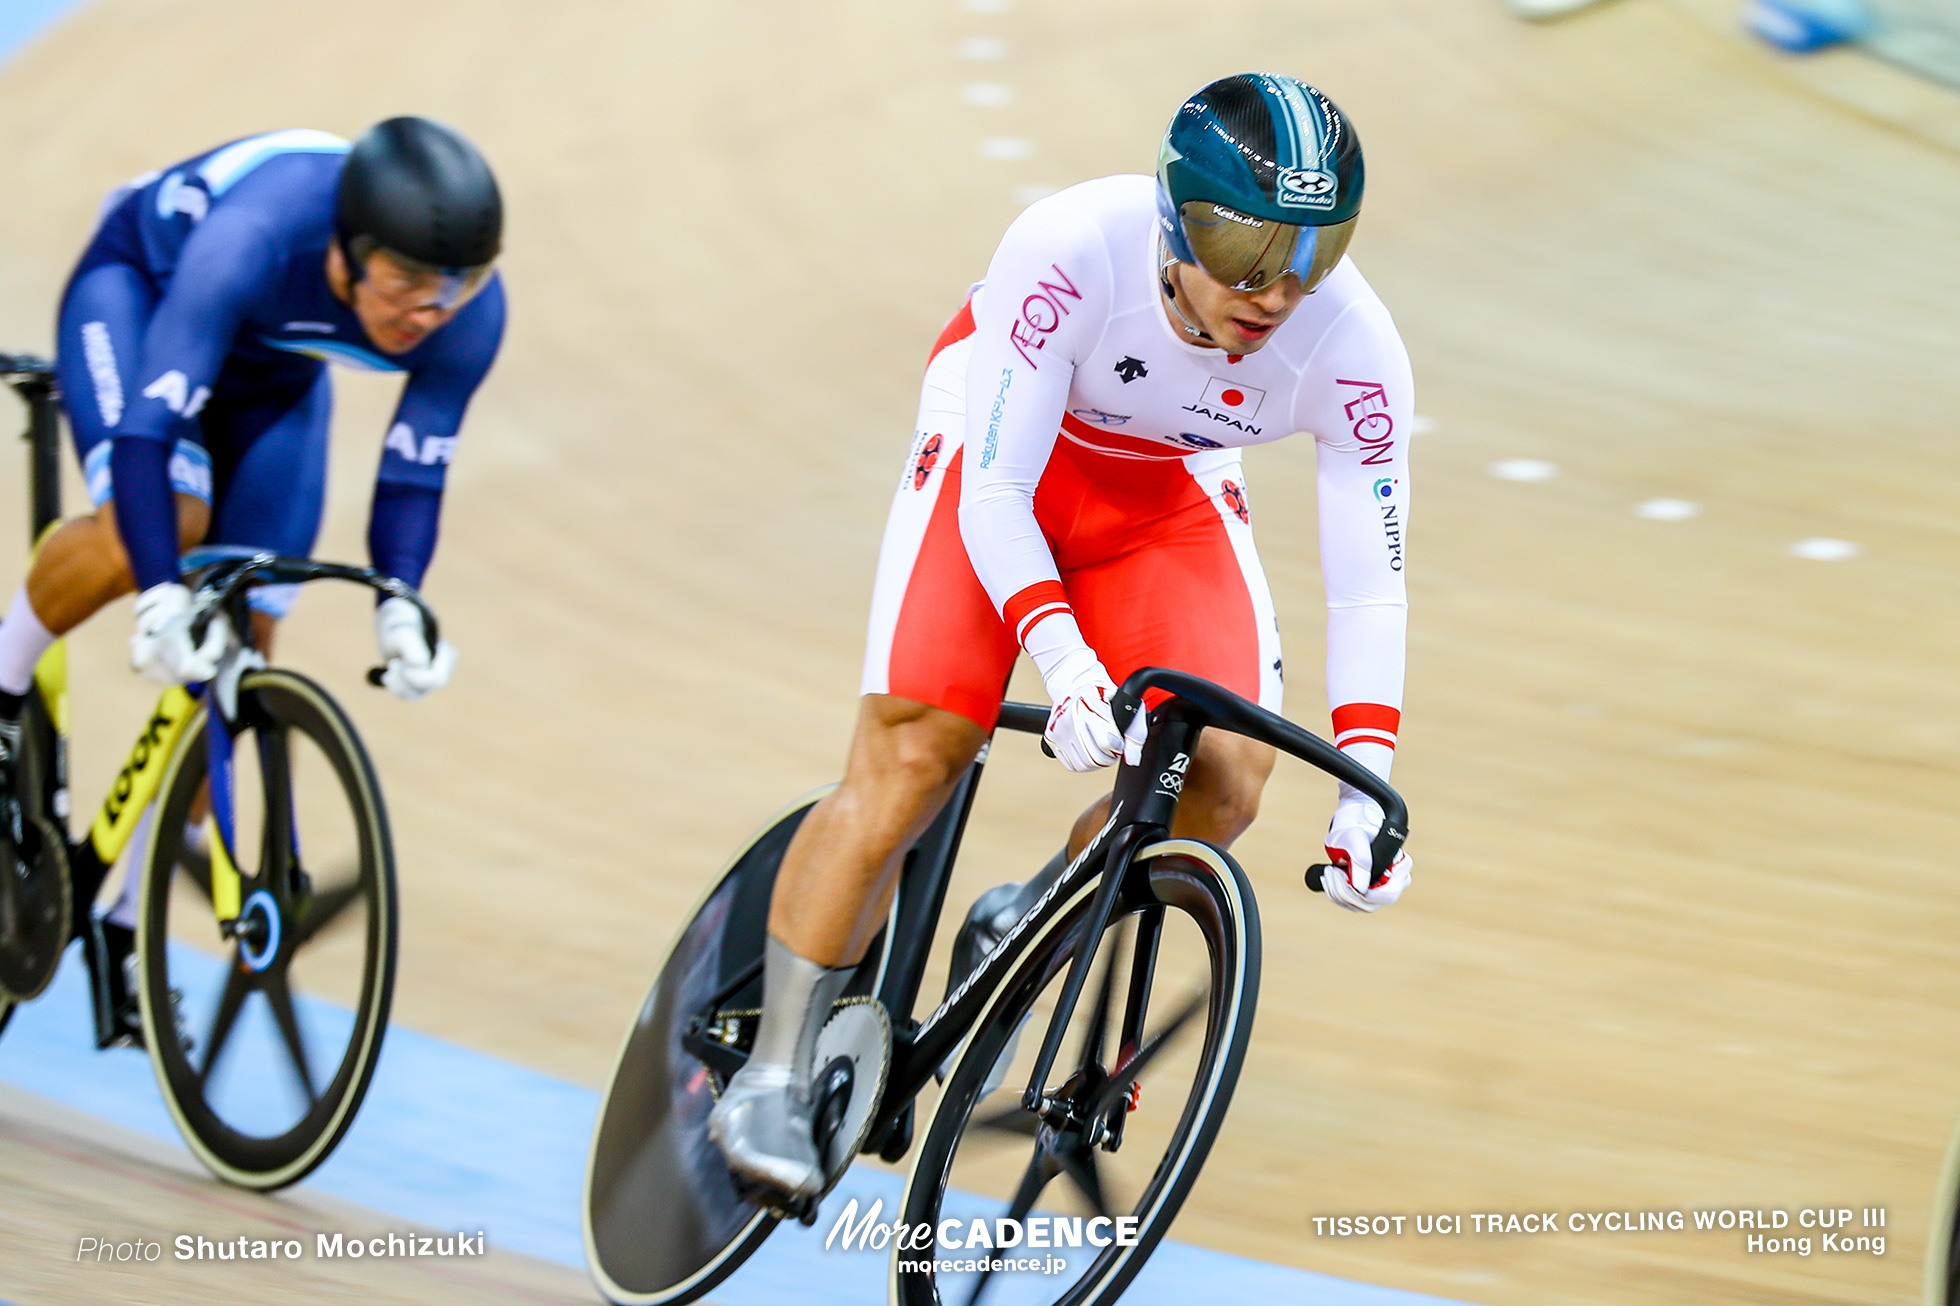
[995,665,1409,890]
[181,553,439,687]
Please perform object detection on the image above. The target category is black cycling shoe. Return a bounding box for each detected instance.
[83,916,144,1049]
[942,849,1069,1004]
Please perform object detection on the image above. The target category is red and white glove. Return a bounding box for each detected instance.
[1322,789,1412,913]
[1025,611,1123,773]
[1044,670,1123,772]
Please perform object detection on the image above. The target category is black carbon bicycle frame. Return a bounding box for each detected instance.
[851,670,1409,1154]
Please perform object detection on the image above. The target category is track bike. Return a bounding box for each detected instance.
[0,352,434,1190]
[583,665,1409,1306]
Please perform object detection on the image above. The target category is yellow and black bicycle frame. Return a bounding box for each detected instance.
[42,641,247,930]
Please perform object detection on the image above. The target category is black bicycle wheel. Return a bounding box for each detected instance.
[136,667,396,1190]
[0,687,69,1002]
[585,791,841,1305]
[895,839,1259,1306]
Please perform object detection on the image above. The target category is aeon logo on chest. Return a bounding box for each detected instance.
[1182,377,1266,435]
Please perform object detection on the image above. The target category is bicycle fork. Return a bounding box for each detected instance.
[1019,708,1202,1115]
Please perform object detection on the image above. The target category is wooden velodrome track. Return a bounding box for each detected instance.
[3,0,1960,1302]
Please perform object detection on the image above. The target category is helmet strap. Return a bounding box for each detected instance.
[1158,242,1214,343]
[337,232,369,294]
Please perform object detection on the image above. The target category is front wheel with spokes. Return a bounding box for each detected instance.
[895,839,1259,1306]
[136,667,397,1190]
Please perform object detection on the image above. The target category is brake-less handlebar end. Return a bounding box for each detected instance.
[366,667,386,688]
[1305,864,1328,893]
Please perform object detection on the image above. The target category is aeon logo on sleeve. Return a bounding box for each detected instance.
[1007,264,1083,369]
[1337,378,1395,466]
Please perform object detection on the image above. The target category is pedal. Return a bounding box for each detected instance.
[82,916,143,1050]
[871,1099,914,1164]
[720,999,893,1224]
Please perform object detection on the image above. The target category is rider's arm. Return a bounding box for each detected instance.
[365,276,506,589]
[957,203,1113,661]
[1296,296,1414,785]
[110,211,284,591]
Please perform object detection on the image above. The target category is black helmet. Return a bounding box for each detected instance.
[336,117,501,295]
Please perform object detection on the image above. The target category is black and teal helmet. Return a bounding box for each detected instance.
[1156,74,1364,292]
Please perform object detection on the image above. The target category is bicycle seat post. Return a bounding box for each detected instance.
[3,356,62,537]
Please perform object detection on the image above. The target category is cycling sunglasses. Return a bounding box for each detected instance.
[1178,203,1356,293]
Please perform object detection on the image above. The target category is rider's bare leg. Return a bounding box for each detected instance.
[25,494,210,635]
[769,694,988,966]
[712,694,984,1199]
[0,495,208,705]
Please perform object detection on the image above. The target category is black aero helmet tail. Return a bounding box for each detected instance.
[336,117,502,273]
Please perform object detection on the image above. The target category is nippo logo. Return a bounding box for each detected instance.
[1373,477,1397,500]
[1199,377,1266,420]
[1275,167,1336,210]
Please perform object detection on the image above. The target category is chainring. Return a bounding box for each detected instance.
[811,997,892,1193]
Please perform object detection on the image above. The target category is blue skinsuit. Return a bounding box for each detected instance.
[54,128,506,613]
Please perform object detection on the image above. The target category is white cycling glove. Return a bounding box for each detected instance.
[374,596,457,701]
[1025,611,1123,773]
[1321,787,1412,913]
[130,582,226,685]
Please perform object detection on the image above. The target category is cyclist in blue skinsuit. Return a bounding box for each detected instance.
[0,117,507,1032]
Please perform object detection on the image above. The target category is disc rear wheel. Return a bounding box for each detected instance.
[583,794,822,1305]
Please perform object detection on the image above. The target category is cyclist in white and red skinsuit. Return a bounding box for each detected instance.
[710,73,1413,1204]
